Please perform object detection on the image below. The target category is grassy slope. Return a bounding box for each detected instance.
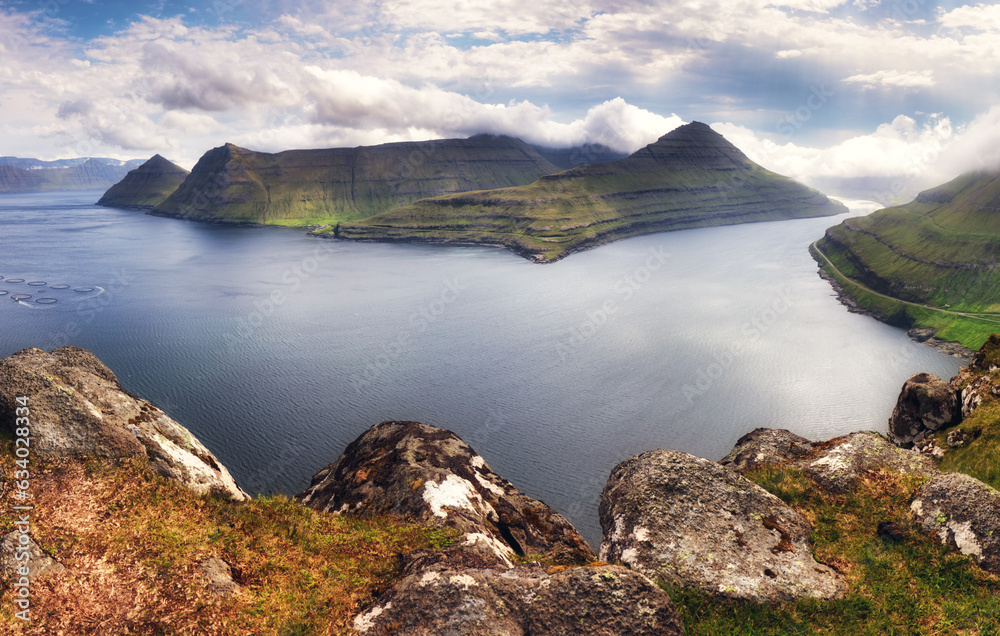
[817,171,1000,350]
[936,335,1000,489]
[674,336,1000,634]
[671,466,1000,635]
[0,440,456,635]
[329,122,846,263]
[154,136,560,226]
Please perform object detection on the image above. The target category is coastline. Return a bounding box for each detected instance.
[814,259,974,360]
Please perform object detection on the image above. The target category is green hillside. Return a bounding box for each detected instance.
[815,170,1000,350]
[323,122,847,262]
[97,154,190,210]
[324,122,847,262]
[152,135,560,226]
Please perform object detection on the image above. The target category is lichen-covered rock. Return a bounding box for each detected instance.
[910,473,1000,573]
[719,428,813,472]
[970,334,1000,372]
[599,449,844,603]
[723,429,936,494]
[0,347,247,501]
[953,374,1000,418]
[799,432,939,493]
[1,531,65,579]
[199,557,241,597]
[888,372,959,447]
[298,421,594,567]
[352,561,685,636]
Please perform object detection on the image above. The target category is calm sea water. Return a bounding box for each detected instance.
[0,191,963,546]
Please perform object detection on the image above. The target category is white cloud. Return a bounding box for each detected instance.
[843,69,935,89]
[938,3,1000,32]
[713,112,977,197]
[0,0,998,185]
[937,105,1000,176]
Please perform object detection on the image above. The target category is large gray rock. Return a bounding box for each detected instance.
[298,421,595,567]
[952,373,1000,418]
[199,557,241,597]
[1,531,65,580]
[352,557,685,636]
[599,449,844,603]
[0,347,247,501]
[723,429,936,494]
[910,473,1000,573]
[797,432,937,493]
[719,428,813,473]
[888,372,959,447]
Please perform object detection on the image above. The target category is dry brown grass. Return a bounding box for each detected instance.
[0,447,455,635]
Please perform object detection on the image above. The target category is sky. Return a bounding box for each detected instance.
[1,0,999,201]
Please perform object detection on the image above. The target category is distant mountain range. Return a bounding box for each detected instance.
[0,156,144,193]
[815,169,1000,350]
[325,122,847,262]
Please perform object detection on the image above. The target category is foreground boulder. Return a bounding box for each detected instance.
[298,421,594,566]
[911,473,1000,573]
[0,347,247,500]
[888,373,959,447]
[722,429,936,493]
[600,449,845,603]
[718,428,814,473]
[352,556,685,636]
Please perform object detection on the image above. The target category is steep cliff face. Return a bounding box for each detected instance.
[329,122,847,262]
[97,154,190,211]
[153,135,561,225]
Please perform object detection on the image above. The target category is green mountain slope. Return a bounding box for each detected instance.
[815,170,1000,350]
[324,122,847,263]
[97,154,190,210]
[153,135,561,226]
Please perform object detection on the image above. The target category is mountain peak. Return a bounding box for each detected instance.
[97,153,190,210]
[141,154,187,174]
[628,121,750,170]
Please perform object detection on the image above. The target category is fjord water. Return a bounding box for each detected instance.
[0,191,962,546]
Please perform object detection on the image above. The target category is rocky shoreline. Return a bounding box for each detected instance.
[3,344,1000,633]
[815,258,974,360]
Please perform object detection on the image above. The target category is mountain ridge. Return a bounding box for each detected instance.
[324,122,847,262]
[150,135,562,225]
[0,157,143,193]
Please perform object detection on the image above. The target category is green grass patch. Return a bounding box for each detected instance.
[815,240,996,351]
[668,466,1000,635]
